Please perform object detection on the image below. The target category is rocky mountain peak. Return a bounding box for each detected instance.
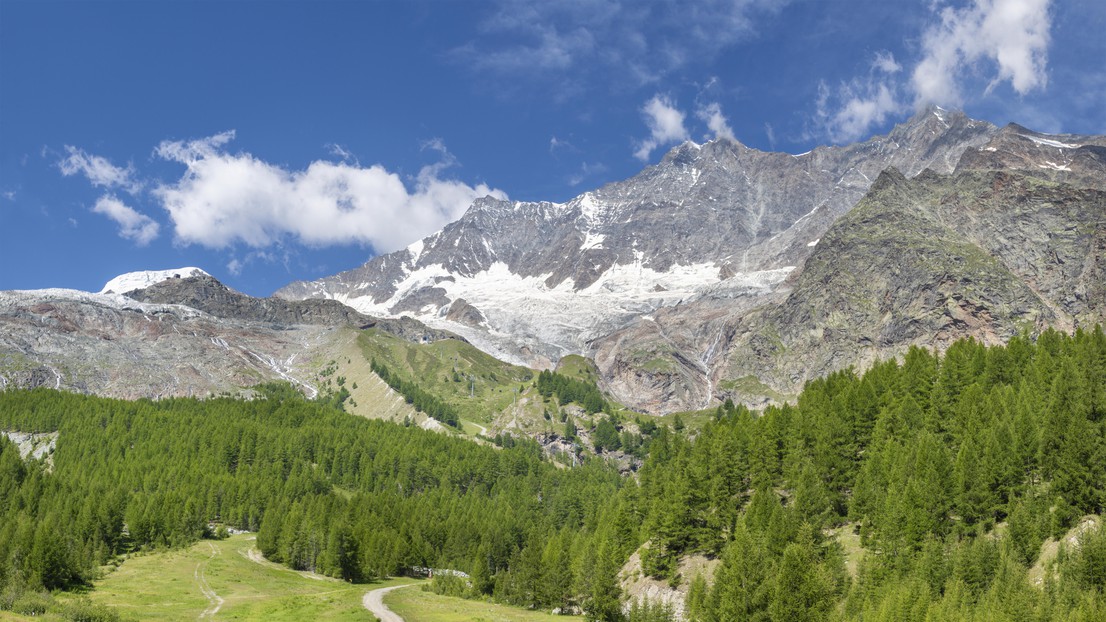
[275,109,1009,369]
[100,267,210,295]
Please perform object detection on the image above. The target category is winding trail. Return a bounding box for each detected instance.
[236,540,327,581]
[195,542,224,619]
[362,584,416,622]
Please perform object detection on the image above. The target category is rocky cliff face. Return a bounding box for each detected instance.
[128,275,457,343]
[8,111,1099,417]
[596,160,1105,412]
[0,274,457,399]
[723,167,1103,395]
[276,107,998,367]
[0,288,328,398]
[275,108,1105,414]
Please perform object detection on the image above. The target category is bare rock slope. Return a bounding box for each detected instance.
[0,274,454,400]
[278,108,1105,414]
[276,107,997,369]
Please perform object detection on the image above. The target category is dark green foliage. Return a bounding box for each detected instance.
[0,386,619,609]
[565,418,578,441]
[371,358,460,427]
[4,326,1106,621]
[593,417,621,453]
[625,598,676,622]
[639,328,1106,622]
[536,369,609,414]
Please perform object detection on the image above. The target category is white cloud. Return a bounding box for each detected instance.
[815,78,903,143]
[458,0,788,89]
[696,102,737,141]
[872,50,902,74]
[549,136,574,152]
[764,122,777,149]
[912,0,1051,108]
[154,131,236,164]
[809,1,1055,143]
[811,49,907,143]
[327,143,357,163]
[92,195,160,245]
[634,95,690,161]
[58,146,141,193]
[153,132,507,252]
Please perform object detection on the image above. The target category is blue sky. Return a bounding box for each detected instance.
[1,0,1103,297]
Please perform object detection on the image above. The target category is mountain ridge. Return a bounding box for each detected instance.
[274,107,1000,368]
[276,107,1106,413]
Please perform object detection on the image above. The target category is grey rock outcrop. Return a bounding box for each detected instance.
[129,275,458,343]
[0,274,460,399]
[275,107,998,366]
[276,107,1106,414]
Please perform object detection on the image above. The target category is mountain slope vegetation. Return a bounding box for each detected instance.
[2,327,1106,619]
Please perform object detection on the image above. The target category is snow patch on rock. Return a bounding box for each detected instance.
[1020,134,1082,150]
[334,259,791,366]
[101,267,210,295]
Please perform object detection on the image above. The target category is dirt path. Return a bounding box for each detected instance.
[195,542,224,619]
[362,584,415,622]
[237,542,328,581]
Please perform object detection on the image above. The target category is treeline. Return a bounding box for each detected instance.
[371,358,459,427]
[537,369,608,414]
[3,327,1106,620]
[0,387,622,615]
[623,327,1106,620]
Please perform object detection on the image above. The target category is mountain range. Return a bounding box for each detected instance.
[276,107,1106,413]
[2,106,1103,417]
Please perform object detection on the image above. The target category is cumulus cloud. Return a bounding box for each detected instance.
[634,95,690,161]
[912,0,1051,107]
[813,52,905,143]
[153,132,506,252]
[696,102,737,141]
[58,146,141,193]
[809,1,1054,142]
[92,195,160,245]
[814,79,903,144]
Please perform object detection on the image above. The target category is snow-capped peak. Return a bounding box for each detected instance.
[100,267,210,295]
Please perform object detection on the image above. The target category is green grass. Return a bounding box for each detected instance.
[357,329,535,426]
[385,587,581,622]
[351,329,649,442]
[828,524,867,579]
[717,374,791,404]
[3,533,587,622]
[656,407,718,430]
[61,534,410,621]
[554,354,600,382]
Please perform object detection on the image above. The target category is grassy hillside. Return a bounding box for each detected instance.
[0,534,402,621]
[2,533,583,621]
[353,329,653,443]
[85,534,391,621]
[355,329,552,434]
